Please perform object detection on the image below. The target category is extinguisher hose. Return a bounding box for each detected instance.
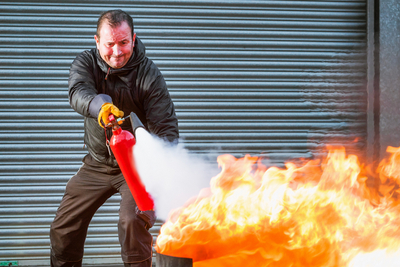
[105,112,145,138]
[130,112,145,137]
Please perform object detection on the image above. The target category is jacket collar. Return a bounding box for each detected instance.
[95,36,146,75]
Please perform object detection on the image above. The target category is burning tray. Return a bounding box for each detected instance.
[156,253,193,267]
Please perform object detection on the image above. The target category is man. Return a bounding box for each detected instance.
[50,9,179,267]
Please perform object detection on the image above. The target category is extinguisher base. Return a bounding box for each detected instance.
[136,207,156,229]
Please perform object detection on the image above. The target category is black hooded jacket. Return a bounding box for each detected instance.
[68,37,179,167]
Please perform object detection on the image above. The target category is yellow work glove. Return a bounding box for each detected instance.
[98,103,124,128]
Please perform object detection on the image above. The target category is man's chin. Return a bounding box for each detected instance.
[109,63,122,69]
[108,60,126,69]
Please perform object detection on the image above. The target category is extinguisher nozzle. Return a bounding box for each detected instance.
[130,112,145,136]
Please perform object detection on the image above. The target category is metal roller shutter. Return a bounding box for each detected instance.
[0,0,367,265]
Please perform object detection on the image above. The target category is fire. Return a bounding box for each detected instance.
[155,146,400,267]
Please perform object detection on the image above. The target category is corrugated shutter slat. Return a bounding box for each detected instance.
[0,1,367,265]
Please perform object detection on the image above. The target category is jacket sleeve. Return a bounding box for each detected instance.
[141,63,179,142]
[68,51,111,118]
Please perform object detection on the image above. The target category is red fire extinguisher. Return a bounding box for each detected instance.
[106,113,155,211]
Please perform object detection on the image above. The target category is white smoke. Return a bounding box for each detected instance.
[349,249,400,267]
[133,128,220,221]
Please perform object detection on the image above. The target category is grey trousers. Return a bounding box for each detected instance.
[50,157,153,266]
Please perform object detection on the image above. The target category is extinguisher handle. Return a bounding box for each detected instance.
[106,114,119,130]
[105,114,130,128]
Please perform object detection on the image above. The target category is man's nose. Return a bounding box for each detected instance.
[113,45,122,56]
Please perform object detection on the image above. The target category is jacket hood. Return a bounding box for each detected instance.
[95,36,146,75]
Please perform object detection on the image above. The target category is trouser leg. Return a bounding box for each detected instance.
[112,175,153,266]
[50,164,116,265]
[50,253,82,267]
[123,258,152,267]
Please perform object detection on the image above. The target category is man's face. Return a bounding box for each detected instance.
[94,20,135,69]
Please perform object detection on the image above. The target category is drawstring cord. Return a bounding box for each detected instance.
[105,67,111,80]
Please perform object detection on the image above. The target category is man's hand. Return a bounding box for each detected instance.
[98,103,124,127]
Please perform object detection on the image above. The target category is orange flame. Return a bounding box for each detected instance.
[156,146,400,267]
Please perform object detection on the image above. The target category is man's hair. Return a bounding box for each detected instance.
[96,9,134,39]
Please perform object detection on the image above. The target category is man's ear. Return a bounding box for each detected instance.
[132,33,136,47]
[94,34,100,48]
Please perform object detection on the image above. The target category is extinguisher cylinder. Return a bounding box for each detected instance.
[110,126,155,211]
